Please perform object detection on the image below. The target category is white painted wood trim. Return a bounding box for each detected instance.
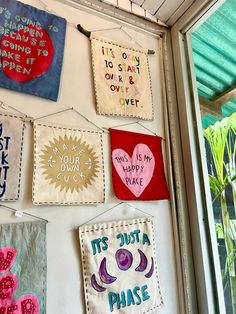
[166,0,195,26]
[161,29,198,314]
[171,0,227,313]
[186,32,226,314]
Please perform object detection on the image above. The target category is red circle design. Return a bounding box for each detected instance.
[0,25,54,82]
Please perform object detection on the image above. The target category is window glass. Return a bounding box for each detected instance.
[191,0,236,311]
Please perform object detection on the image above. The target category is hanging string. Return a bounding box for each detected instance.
[77,24,155,55]
[78,203,122,227]
[0,204,49,223]
[107,120,165,140]
[102,121,140,134]
[34,107,104,132]
[78,201,153,227]
[91,26,122,33]
[71,107,104,132]
[109,120,140,129]
[137,122,166,140]
[77,25,122,39]
[0,100,27,118]
[119,27,155,54]
[120,26,142,47]
[137,122,156,135]
[37,0,155,54]
[124,202,154,218]
[34,107,72,121]
[38,0,76,28]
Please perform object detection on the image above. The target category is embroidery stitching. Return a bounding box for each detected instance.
[90,35,154,121]
[33,122,105,205]
[79,218,163,314]
[0,113,25,201]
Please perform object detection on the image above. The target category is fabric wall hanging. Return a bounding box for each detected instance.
[91,33,153,120]
[0,0,66,101]
[110,128,169,200]
[33,122,105,205]
[0,112,25,201]
[79,217,163,314]
[0,221,47,314]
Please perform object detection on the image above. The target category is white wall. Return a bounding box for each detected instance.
[0,0,180,313]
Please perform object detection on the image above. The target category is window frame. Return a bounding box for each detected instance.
[171,0,228,313]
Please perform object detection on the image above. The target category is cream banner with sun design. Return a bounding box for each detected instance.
[33,122,105,205]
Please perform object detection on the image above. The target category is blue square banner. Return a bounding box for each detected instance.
[0,0,66,101]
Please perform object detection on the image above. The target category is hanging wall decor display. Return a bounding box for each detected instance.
[91,33,153,120]
[0,221,47,314]
[0,112,25,201]
[33,122,105,205]
[79,217,163,314]
[0,0,66,101]
[110,128,169,200]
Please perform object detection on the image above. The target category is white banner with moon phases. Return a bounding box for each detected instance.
[79,217,163,314]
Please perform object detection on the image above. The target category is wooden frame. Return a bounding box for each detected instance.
[199,86,236,117]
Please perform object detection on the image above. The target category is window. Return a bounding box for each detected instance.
[191,1,236,311]
[171,0,236,312]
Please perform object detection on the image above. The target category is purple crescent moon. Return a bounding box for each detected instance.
[145,257,154,278]
[91,274,106,292]
[135,249,148,272]
[99,257,117,284]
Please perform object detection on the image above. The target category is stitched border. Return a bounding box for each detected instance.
[79,229,90,313]
[0,1,66,102]
[79,217,163,314]
[32,122,105,205]
[100,132,106,203]
[149,219,164,309]
[0,112,25,202]
[80,218,150,233]
[32,123,37,205]
[146,51,154,122]
[90,36,154,121]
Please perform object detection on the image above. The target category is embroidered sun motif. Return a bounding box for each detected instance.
[40,135,99,192]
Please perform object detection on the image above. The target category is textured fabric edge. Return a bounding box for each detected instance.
[79,217,164,314]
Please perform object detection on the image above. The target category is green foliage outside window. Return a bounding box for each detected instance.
[204,113,236,313]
